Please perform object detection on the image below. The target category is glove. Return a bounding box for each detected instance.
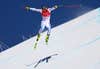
[25,6,30,10]
[54,5,58,9]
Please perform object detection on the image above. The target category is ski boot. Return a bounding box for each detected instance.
[45,34,50,45]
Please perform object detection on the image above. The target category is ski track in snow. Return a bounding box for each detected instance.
[80,35,100,47]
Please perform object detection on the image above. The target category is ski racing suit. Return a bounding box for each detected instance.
[29,7,56,35]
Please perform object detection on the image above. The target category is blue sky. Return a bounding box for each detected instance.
[0,0,100,52]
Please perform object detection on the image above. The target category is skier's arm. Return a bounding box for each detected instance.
[30,8,41,12]
[25,6,41,13]
[49,5,58,12]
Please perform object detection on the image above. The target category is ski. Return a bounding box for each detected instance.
[34,34,41,49]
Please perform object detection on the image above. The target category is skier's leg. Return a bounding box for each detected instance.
[45,22,51,44]
[36,21,45,42]
[34,21,45,48]
[47,23,51,36]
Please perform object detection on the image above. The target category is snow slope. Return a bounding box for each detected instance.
[0,8,100,69]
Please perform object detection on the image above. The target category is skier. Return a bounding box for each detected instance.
[25,5,58,48]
